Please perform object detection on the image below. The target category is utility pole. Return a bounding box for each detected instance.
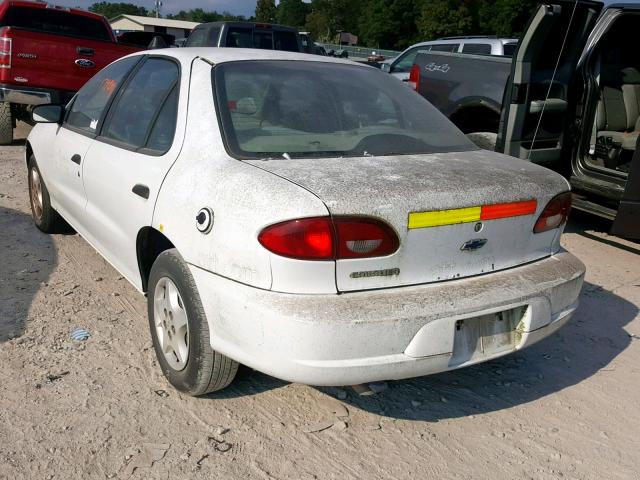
[154,0,162,18]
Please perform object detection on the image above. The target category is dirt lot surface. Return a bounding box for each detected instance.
[1,124,640,480]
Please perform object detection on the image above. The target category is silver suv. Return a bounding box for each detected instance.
[382,36,518,81]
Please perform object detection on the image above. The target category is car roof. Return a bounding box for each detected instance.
[128,47,359,67]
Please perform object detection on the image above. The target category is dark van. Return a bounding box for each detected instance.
[185,22,301,52]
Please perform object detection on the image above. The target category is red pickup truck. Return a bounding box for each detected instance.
[0,1,140,144]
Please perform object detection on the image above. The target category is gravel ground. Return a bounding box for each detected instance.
[1,124,639,480]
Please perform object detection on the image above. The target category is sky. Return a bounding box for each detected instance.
[59,0,640,20]
[64,1,259,17]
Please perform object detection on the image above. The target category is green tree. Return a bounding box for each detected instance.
[88,2,148,19]
[276,0,310,28]
[358,0,420,49]
[416,0,477,40]
[255,0,277,23]
[478,0,538,37]
[305,0,362,42]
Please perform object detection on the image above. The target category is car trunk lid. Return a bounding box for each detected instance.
[247,149,570,292]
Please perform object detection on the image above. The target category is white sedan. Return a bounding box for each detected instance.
[26,49,585,396]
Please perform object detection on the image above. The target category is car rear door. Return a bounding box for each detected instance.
[80,56,185,288]
[496,1,604,166]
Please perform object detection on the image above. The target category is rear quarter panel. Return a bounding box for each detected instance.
[152,59,330,291]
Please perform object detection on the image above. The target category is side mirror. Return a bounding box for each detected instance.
[32,105,64,124]
[381,63,391,73]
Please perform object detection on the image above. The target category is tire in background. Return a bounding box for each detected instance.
[0,102,13,145]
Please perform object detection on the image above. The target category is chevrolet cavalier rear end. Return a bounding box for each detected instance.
[148,51,586,392]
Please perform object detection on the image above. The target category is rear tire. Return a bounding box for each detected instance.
[0,102,14,145]
[148,249,239,396]
[27,156,66,233]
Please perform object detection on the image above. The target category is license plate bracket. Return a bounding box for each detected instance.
[450,307,526,365]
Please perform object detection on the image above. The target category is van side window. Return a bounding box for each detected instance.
[430,44,458,53]
[462,43,492,55]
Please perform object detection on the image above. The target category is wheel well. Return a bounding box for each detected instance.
[450,106,501,134]
[137,227,175,293]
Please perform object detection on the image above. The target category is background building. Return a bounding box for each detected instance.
[110,14,200,40]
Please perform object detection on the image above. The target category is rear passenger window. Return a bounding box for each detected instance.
[66,57,139,134]
[253,30,273,49]
[274,31,299,52]
[462,43,492,55]
[430,44,459,53]
[226,27,252,48]
[146,88,179,152]
[101,58,179,153]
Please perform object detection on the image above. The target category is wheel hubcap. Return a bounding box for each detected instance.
[154,277,189,371]
[29,167,43,220]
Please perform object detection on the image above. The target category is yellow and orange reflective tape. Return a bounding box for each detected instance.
[408,200,537,229]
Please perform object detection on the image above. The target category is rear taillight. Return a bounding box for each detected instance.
[408,63,420,90]
[533,192,572,233]
[0,36,12,69]
[258,216,399,261]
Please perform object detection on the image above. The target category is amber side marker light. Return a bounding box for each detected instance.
[533,192,572,233]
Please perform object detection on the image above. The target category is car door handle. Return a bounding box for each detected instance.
[77,47,94,56]
[132,184,150,200]
[71,154,82,165]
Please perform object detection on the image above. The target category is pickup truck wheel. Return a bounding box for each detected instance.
[467,132,497,151]
[148,249,239,396]
[27,156,66,233]
[0,102,14,145]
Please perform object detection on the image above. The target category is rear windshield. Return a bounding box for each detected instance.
[1,7,111,42]
[214,61,476,160]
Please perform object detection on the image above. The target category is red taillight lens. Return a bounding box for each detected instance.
[533,192,572,233]
[408,63,420,90]
[0,36,12,69]
[258,216,399,261]
[258,217,334,260]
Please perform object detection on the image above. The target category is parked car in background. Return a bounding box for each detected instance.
[0,0,141,144]
[382,36,518,81]
[299,31,326,56]
[26,48,584,395]
[185,22,301,52]
[409,0,640,239]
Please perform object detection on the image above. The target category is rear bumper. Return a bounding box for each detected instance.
[0,84,75,106]
[190,250,586,386]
